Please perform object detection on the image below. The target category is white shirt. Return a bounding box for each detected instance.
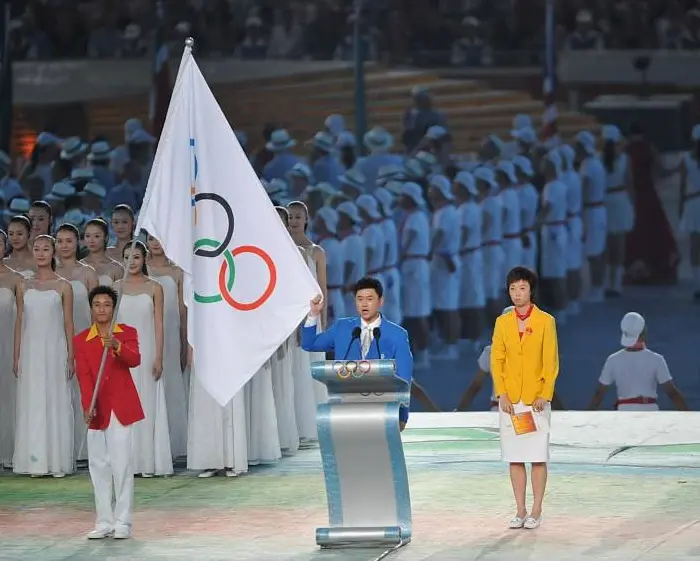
[401,210,430,257]
[500,188,521,236]
[605,153,628,190]
[518,183,539,231]
[599,348,672,399]
[580,155,607,205]
[481,194,503,243]
[381,218,399,268]
[360,315,382,358]
[340,232,366,286]
[542,180,568,224]
[459,201,482,250]
[319,236,343,290]
[561,170,582,216]
[683,152,700,196]
[477,345,497,402]
[361,223,385,275]
[431,204,460,255]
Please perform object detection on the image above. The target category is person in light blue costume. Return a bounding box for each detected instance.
[301,276,415,429]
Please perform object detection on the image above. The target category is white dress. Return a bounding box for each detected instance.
[153,275,188,458]
[98,274,113,287]
[117,293,173,475]
[680,152,700,234]
[187,365,248,473]
[269,338,299,454]
[14,289,74,475]
[604,153,635,234]
[244,360,281,465]
[0,287,16,466]
[70,280,91,461]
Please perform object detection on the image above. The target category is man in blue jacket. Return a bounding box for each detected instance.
[302,276,414,429]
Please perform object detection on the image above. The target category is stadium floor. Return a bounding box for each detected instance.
[1,423,699,561]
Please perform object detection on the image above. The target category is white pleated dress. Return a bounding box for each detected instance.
[187,365,248,474]
[270,338,299,455]
[153,275,188,458]
[14,289,74,475]
[0,287,17,467]
[117,293,173,476]
[244,360,281,465]
[69,280,91,461]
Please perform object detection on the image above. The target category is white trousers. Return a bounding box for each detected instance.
[87,413,134,532]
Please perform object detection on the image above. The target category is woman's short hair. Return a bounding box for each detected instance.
[505,266,538,294]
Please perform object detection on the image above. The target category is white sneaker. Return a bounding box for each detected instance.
[87,528,113,540]
[225,470,238,477]
[508,514,527,529]
[113,527,131,539]
[197,469,218,478]
[524,515,541,529]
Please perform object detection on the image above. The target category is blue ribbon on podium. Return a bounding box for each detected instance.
[311,359,412,548]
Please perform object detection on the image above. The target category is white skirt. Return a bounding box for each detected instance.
[605,192,635,234]
[584,206,607,257]
[430,258,460,311]
[499,401,551,463]
[680,195,700,234]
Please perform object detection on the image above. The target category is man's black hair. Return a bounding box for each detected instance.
[354,276,383,298]
[89,285,119,308]
[505,266,538,294]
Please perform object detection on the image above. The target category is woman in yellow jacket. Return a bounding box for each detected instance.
[491,266,559,530]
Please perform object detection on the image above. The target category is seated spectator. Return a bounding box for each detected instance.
[450,17,492,67]
[564,10,604,51]
[333,14,379,62]
[235,17,268,60]
[267,8,305,60]
[681,9,700,50]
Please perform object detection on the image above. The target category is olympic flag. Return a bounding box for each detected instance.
[137,40,321,406]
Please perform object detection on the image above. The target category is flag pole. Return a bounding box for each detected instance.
[76,37,194,462]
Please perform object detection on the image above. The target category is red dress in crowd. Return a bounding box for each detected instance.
[624,138,679,285]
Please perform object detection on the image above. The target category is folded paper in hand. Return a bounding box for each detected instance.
[511,411,537,435]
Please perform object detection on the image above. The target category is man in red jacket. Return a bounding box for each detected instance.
[73,285,144,540]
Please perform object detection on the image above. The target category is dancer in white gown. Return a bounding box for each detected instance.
[146,235,189,458]
[107,204,136,262]
[288,201,328,444]
[268,208,299,455]
[187,344,248,477]
[56,223,99,462]
[116,240,173,476]
[81,219,124,287]
[14,235,75,477]
[4,216,36,279]
[0,231,22,469]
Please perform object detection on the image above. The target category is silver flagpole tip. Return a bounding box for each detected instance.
[185,37,195,48]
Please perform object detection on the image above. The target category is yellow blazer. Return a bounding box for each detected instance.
[490,305,559,404]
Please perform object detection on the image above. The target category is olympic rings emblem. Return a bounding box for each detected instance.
[192,192,277,311]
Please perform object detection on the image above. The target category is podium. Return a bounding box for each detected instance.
[311,359,412,549]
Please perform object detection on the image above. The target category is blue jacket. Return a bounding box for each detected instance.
[301,316,413,422]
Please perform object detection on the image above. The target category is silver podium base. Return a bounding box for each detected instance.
[316,526,409,548]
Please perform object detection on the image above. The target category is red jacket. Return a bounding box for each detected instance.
[73,323,145,430]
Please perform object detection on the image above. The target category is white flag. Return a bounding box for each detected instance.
[137,43,321,406]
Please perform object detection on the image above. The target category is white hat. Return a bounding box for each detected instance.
[411,85,430,98]
[483,134,504,152]
[462,16,479,26]
[426,125,448,141]
[265,178,288,198]
[429,174,454,200]
[337,201,362,223]
[400,182,425,206]
[363,127,393,151]
[36,132,61,147]
[60,136,87,160]
[545,149,563,177]
[44,193,62,202]
[124,118,143,141]
[620,312,645,347]
[356,193,382,219]
[302,181,335,201]
[51,181,76,198]
[575,130,597,155]
[71,167,94,181]
[692,125,700,141]
[124,22,141,40]
[128,128,156,144]
[511,126,537,144]
[245,16,262,27]
[474,166,498,188]
[87,140,112,161]
[512,155,534,177]
[339,168,366,191]
[316,206,339,234]
[576,9,593,23]
[373,187,394,216]
[8,197,30,213]
[267,129,297,152]
[453,171,478,196]
[602,124,622,142]
[377,164,404,186]
[81,181,106,198]
[496,160,518,183]
[306,131,336,153]
[404,158,425,179]
[384,179,404,196]
[324,114,346,137]
[415,150,438,171]
[512,114,533,131]
[286,162,313,182]
[558,145,575,169]
[336,131,356,148]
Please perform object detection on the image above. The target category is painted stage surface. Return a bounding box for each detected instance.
[1,420,699,561]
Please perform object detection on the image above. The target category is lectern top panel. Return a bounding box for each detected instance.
[311,360,410,395]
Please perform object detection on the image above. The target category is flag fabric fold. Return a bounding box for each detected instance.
[137,43,321,406]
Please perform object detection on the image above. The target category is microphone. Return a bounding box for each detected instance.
[342,327,362,360]
[372,327,382,358]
